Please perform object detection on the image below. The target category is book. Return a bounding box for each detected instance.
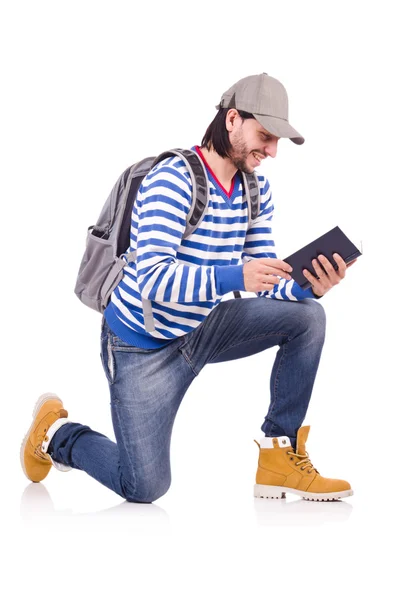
[283,226,362,290]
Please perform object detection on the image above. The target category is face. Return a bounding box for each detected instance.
[227,110,279,173]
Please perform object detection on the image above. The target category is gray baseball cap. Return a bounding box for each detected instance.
[216,73,304,145]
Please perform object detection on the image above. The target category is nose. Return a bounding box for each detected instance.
[265,139,278,159]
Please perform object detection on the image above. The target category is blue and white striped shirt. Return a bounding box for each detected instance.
[104,146,315,348]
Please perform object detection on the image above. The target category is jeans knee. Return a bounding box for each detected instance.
[125,482,171,504]
[310,298,326,324]
[299,299,326,336]
[120,471,171,504]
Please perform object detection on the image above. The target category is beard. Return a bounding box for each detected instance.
[229,131,255,174]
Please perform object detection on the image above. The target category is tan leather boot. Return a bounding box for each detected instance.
[254,426,353,501]
[21,393,71,482]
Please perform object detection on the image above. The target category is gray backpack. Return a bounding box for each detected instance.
[74,148,261,329]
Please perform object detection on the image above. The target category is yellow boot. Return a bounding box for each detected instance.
[254,426,353,501]
[21,393,71,483]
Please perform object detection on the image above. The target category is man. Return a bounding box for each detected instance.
[21,73,356,502]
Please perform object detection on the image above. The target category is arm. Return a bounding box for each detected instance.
[241,177,317,301]
[134,161,245,303]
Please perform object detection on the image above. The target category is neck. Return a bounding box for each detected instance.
[198,146,237,191]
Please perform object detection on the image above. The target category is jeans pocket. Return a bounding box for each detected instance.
[100,336,115,384]
[177,339,198,377]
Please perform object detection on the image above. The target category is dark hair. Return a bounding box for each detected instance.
[200,109,255,158]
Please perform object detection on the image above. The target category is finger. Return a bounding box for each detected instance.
[311,258,326,280]
[303,269,325,295]
[259,265,293,280]
[332,253,347,278]
[317,254,341,283]
[280,260,293,273]
[317,254,334,275]
[303,268,319,284]
[262,275,280,285]
[258,258,293,273]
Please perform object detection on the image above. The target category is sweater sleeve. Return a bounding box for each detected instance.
[241,177,317,302]
[134,162,245,302]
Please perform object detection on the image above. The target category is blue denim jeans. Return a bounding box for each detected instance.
[49,297,326,502]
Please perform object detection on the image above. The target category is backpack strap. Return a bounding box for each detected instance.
[151,148,209,239]
[230,172,261,300]
[241,170,261,228]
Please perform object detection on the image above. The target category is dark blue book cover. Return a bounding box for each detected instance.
[284,226,362,290]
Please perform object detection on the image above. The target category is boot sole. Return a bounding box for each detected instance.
[20,393,63,481]
[254,484,353,502]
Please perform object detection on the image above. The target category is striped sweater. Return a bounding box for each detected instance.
[104,146,315,348]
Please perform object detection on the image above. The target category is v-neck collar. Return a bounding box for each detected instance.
[194,146,236,199]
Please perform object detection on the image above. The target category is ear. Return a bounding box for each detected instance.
[225,108,240,132]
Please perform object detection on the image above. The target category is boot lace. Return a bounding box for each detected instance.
[286,450,319,474]
[33,435,50,461]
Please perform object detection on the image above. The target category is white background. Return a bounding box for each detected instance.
[1,0,396,597]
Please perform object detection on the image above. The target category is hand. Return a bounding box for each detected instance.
[303,253,358,297]
[243,258,293,293]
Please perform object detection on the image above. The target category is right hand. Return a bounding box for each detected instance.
[243,258,293,293]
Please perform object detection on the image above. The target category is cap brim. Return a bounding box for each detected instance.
[253,113,304,145]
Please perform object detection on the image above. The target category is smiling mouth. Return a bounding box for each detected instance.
[252,152,265,162]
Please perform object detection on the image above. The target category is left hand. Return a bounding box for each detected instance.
[303,253,358,297]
